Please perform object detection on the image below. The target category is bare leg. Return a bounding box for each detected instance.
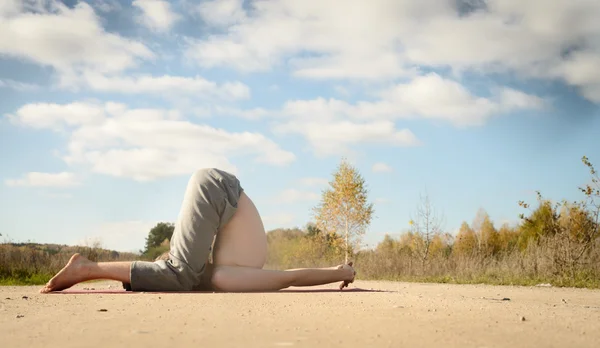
[211,189,356,292]
[211,264,355,292]
[39,254,131,293]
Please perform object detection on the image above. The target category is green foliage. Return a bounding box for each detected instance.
[305,223,321,237]
[5,155,599,289]
[141,245,170,261]
[313,158,374,263]
[497,223,519,252]
[454,221,477,258]
[265,226,345,269]
[479,213,500,256]
[144,222,175,253]
[515,156,600,280]
[265,155,600,289]
[517,198,558,250]
[0,271,52,286]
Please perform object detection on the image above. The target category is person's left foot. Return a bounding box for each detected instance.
[39,253,92,293]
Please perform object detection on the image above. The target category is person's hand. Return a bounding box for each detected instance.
[338,261,356,289]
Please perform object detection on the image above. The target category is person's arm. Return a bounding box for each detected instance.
[210,264,356,292]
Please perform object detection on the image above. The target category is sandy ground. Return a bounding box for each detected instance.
[1,280,599,348]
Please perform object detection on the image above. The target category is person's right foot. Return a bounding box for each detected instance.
[39,253,92,293]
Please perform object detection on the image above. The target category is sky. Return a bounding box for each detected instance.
[0,0,599,253]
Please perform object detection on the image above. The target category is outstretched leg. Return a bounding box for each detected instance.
[40,168,243,293]
[40,254,131,293]
[210,264,356,292]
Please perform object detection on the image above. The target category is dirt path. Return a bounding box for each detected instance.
[1,280,599,347]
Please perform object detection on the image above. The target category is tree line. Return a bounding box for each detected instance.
[140,156,600,288]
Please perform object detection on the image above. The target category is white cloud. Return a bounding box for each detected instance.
[290,53,412,80]
[0,0,21,18]
[554,51,600,102]
[7,102,105,130]
[378,73,499,126]
[5,172,80,188]
[273,119,419,157]
[207,73,540,156]
[0,1,153,77]
[76,73,250,100]
[196,0,246,27]
[262,213,296,228]
[372,162,393,173]
[0,79,39,91]
[7,101,295,181]
[373,73,544,126]
[298,177,329,187]
[498,88,546,110]
[185,0,416,78]
[184,0,600,103]
[276,189,320,204]
[268,72,543,156]
[275,73,543,127]
[273,73,543,155]
[0,2,247,103]
[133,0,181,32]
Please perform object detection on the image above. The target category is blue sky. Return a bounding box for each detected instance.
[1,0,599,252]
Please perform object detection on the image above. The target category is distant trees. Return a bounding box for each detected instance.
[7,155,598,287]
[497,223,519,252]
[263,155,600,288]
[264,226,346,269]
[409,193,444,269]
[476,209,500,257]
[454,222,477,258]
[142,222,174,260]
[517,156,600,280]
[313,158,374,263]
[144,222,174,251]
[114,154,600,288]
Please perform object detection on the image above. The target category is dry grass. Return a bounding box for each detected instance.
[354,249,599,288]
[3,232,599,288]
[3,222,599,288]
[264,228,600,289]
[0,242,139,285]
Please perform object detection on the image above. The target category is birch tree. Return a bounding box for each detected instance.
[409,193,444,269]
[313,158,374,263]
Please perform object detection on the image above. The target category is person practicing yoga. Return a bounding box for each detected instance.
[40,168,356,293]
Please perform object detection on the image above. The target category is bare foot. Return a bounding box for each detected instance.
[39,253,93,293]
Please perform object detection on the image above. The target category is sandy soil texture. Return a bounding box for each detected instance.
[1,280,599,348]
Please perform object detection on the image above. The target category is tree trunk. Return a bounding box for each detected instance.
[345,219,349,263]
[344,219,348,263]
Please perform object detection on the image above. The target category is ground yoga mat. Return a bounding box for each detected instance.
[53,287,390,294]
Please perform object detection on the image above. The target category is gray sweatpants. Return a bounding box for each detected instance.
[126,168,243,292]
